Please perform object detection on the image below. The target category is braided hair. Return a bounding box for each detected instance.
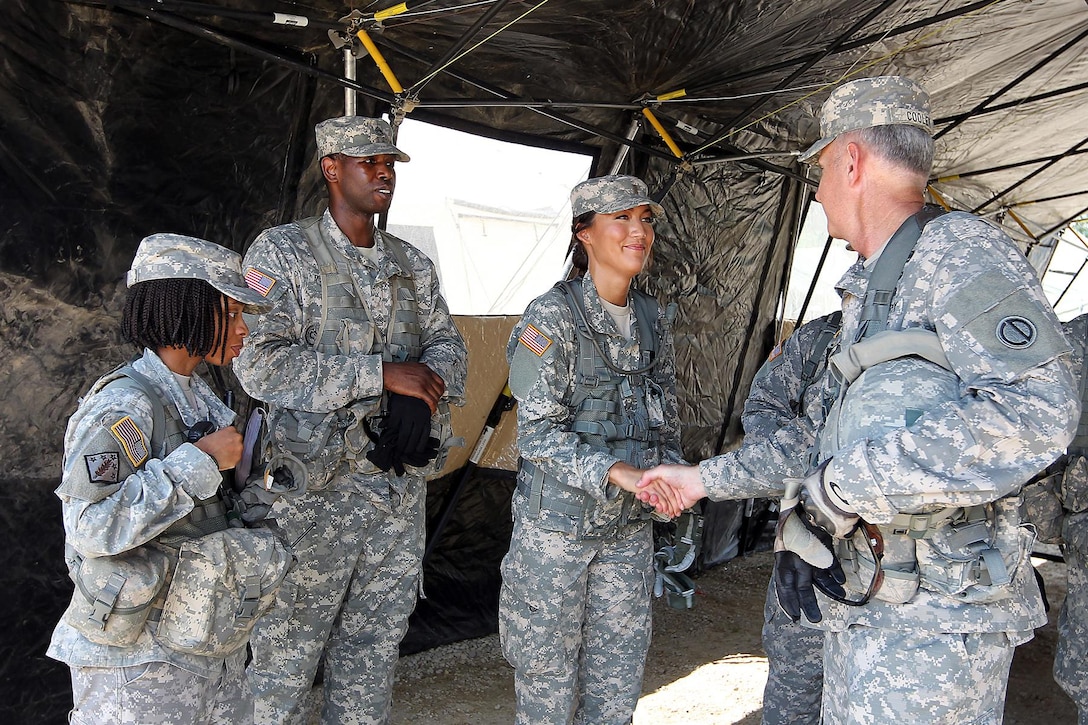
[121,278,228,359]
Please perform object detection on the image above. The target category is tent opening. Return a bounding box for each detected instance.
[386,118,594,316]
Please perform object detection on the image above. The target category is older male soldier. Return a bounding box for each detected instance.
[235,116,467,725]
[641,76,1078,724]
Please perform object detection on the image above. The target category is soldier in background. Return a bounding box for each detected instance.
[1022,312,1088,724]
[235,116,467,724]
[742,312,840,725]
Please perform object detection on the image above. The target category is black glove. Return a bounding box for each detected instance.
[366,393,436,476]
[774,546,847,624]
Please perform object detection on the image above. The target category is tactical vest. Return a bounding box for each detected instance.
[100,365,230,539]
[824,208,1024,601]
[265,217,447,489]
[518,279,667,538]
[1069,328,1088,457]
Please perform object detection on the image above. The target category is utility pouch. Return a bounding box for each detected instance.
[156,527,293,657]
[841,532,920,605]
[266,406,349,491]
[62,545,170,647]
[915,500,1029,603]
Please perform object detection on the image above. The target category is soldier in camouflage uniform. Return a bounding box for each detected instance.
[500,175,684,725]
[640,76,1079,724]
[1022,312,1088,723]
[48,234,273,724]
[235,116,467,725]
[743,313,840,725]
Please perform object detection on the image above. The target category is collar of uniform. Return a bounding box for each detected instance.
[320,209,406,279]
[580,272,628,338]
[135,349,235,428]
[834,257,868,302]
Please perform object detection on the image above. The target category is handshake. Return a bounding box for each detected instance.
[633,459,867,623]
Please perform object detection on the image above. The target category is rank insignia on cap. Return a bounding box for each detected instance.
[85,452,120,483]
[519,324,553,357]
[110,416,149,468]
[244,267,277,297]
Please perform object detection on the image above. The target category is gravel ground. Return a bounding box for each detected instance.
[302,550,1077,723]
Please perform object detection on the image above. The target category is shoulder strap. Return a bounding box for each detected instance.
[100,364,183,460]
[856,205,947,341]
[556,279,660,377]
[799,310,842,396]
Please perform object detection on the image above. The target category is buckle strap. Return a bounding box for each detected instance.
[887,507,962,538]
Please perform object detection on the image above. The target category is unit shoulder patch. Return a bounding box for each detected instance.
[518,323,553,357]
[110,416,149,468]
[84,452,120,483]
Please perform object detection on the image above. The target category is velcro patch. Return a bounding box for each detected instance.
[110,416,149,468]
[518,324,553,357]
[85,452,120,483]
[244,267,277,297]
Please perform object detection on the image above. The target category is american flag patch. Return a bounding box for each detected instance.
[518,324,553,357]
[110,416,149,468]
[767,341,783,362]
[244,267,276,297]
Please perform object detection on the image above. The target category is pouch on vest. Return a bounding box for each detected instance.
[61,544,170,647]
[838,534,919,605]
[914,499,1029,603]
[155,527,293,657]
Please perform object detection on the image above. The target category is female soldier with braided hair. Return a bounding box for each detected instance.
[47,233,274,724]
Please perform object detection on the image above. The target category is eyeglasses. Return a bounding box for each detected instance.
[815,522,885,606]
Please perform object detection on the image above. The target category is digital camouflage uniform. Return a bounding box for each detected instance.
[501,269,684,725]
[742,313,840,725]
[1022,312,1088,723]
[810,211,1077,725]
[236,209,466,725]
[48,348,249,724]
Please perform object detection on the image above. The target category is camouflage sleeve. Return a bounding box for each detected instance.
[57,386,222,558]
[741,322,812,438]
[235,228,384,414]
[699,417,816,501]
[410,246,468,404]
[828,220,1079,522]
[655,307,686,464]
[506,292,618,501]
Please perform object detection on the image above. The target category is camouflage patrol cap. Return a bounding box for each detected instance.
[570,175,665,218]
[799,76,934,163]
[127,233,273,313]
[315,116,410,161]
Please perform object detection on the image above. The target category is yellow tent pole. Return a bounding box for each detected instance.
[641,108,683,158]
[356,28,404,94]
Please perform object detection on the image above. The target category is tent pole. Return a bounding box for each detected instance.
[1054,257,1088,310]
[933,148,1088,184]
[693,0,996,92]
[409,0,513,95]
[713,175,796,456]
[693,0,898,156]
[1043,203,1088,239]
[971,135,1088,213]
[1011,189,1088,208]
[934,80,1088,128]
[936,25,1088,140]
[344,47,358,115]
[608,118,643,175]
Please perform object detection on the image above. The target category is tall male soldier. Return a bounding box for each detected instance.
[640,77,1078,723]
[235,116,467,724]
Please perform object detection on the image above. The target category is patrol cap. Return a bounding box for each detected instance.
[570,175,665,218]
[799,76,934,164]
[315,116,410,161]
[126,233,273,313]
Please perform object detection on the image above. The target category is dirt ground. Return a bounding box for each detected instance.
[370,550,1077,724]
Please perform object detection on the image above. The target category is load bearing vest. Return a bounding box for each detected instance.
[262,216,454,488]
[518,278,669,537]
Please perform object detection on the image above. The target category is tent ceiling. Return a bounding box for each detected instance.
[49,0,1088,250]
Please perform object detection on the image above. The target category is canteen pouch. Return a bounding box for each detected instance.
[839,533,920,605]
[156,527,293,657]
[62,545,170,647]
